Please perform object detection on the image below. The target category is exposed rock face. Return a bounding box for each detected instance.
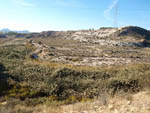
[66,26,150,47]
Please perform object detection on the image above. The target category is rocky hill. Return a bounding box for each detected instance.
[36,26,150,43]
[1,26,150,48]
[28,26,150,47]
[2,26,150,42]
[116,26,150,40]
[63,26,150,47]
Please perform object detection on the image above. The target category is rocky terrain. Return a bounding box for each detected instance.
[1,26,150,67]
[1,26,150,41]
[0,26,150,113]
[20,26,150,67]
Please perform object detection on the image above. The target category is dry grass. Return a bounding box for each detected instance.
[1,91,150,113]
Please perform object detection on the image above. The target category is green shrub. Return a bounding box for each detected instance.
[1,44,150,105]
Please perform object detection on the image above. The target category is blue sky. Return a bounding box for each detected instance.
[0,0,150,32]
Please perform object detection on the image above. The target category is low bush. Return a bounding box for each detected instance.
[0,45,150,105]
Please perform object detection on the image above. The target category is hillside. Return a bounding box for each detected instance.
[1,26,150,68]
[0,26,150,113]
[1,26,150,47]
[116,26,150,40]
[1,26,150,39]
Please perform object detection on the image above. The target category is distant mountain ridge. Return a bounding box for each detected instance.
[0,28,30,34]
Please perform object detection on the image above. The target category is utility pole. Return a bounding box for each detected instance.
[114,2,118,28]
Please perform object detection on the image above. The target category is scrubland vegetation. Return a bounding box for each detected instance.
[0,44,150,107]
[1,26,150,112]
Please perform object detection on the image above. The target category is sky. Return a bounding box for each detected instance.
[0,0,150,32]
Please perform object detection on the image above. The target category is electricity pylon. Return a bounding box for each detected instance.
[114,2,118,28]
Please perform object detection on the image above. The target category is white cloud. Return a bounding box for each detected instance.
[104,0,118,21]
[13,0,34,7]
